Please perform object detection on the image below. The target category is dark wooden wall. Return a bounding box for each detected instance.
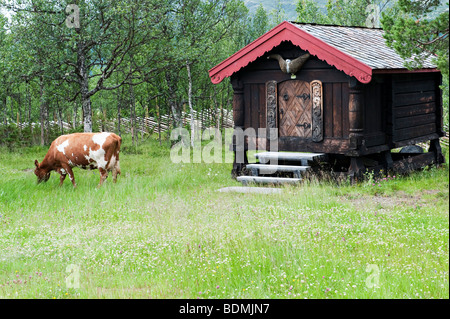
[323,82,349,140]
[362,78,387,149]
[388,73,442,148]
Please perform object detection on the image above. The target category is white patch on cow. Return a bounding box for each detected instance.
[108,155,116,170]
[68,160,74,166]
[60,168,66,174]
[85,148,107,169]
[56,140,69,155]
[84,145,87,151]
[92,132,111,147]
[82,132,111,169]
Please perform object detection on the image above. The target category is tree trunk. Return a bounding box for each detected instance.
[77,42,93,133]
[129,83,136,146]
[102,108,107,132]
[165,71,182,129]
[186,60,195,147]
[17,112,21,135]
[39,76,48,146]
[156,96,161,146]
[73,102,78,129]
[2,95,7,126]
[211,85,220,130]
[144,104,149,133]
[57,98,64,135]
[81,92,92,132]
[117,86,122,137]
[26,80,33,138]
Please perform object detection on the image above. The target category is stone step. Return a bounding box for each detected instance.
[237,176,301,185]
[255,152,326,165]
[217,186,283,194]
[246,164,310,178]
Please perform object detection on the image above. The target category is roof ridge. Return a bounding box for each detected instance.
[289,21,383,30]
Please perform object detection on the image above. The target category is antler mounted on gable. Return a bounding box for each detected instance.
[267,53,310,79]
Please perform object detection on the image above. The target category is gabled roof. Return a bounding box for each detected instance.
[208,21,437,85]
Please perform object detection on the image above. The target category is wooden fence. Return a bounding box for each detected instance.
[10,108,234,135]
[6,114,449,150]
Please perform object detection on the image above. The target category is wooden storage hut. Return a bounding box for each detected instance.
[209,21,445,180]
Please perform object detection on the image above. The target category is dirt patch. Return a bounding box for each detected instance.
[343,189,447,211]
[421,189,441,195]
[342,192,419,210]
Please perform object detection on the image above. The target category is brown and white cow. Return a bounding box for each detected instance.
[34,132,121,187]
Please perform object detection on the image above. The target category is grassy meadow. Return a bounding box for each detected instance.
[0,135,448,299]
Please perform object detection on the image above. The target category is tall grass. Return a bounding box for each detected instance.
[0,135,448,299]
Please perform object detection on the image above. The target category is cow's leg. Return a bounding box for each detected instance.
[59,172,67,186]
[112,160,120,183]
[56,168,67,186]
[62,165,76,188]
[98,168,108,187]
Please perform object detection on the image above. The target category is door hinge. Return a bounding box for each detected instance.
[296,93,310,100]
[296,122,311,129]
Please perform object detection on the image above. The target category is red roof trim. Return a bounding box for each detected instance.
[209,21,373,84]
[372,68,439,74]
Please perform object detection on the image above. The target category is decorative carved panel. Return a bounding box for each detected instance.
[310,80,323,142]
[266,80,278,140]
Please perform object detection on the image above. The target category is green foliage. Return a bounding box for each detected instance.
[326,0,374,26]
[0,124,26,150]
[381,0,449,76]
[296,0,329,24]
[296,0,393,26]
[268,0,287,26]
[381,0,449,127]
[0,0,250,143]
[442,75,449,126]
[250,4,270,39]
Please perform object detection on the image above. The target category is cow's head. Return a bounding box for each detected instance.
[34,160,50,183]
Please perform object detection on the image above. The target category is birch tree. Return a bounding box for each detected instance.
[3,0,168,132]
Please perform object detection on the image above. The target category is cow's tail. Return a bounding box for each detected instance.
[116,135,122,153]
[115,135,122,176]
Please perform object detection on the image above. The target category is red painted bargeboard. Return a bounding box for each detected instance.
[208,21,373,84]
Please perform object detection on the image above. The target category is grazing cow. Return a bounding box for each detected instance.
[34,132,122,187]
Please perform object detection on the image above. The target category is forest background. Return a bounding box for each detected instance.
[0,0,448,148]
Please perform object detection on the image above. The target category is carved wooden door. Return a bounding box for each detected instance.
[278,80,312,138]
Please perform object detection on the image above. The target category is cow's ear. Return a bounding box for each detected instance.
[34,160,39,168]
